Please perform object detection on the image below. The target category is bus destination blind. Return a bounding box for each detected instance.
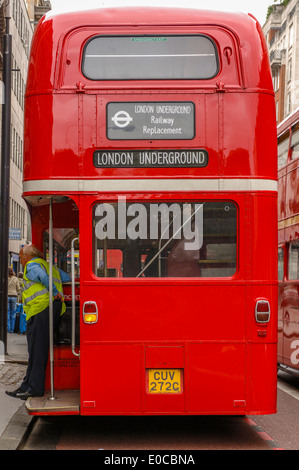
[107,101,195,140]
[93,149,208,168]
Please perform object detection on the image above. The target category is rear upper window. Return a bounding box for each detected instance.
[82,35,218,80]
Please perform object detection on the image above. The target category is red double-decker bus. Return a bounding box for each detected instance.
[277,108,299,376]
[23,7,278,416]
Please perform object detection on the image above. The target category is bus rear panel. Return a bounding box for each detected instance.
[23,7,278,416]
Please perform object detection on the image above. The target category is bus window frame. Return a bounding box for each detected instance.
[57,25,243,91]
[81,34,220,82]
[90,196,239,281]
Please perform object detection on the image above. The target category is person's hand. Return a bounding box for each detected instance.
[54,293,63,301]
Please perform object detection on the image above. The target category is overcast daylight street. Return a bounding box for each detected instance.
[0,0,299,456]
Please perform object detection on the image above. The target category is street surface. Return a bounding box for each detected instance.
[18,370,299,451]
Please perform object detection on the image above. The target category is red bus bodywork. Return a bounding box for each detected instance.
[23,7,278,416]
[277,109,299,375]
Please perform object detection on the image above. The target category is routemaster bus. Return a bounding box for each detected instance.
[277,108,299,376]
[22,7,278,416]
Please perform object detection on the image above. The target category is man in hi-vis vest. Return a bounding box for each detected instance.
[6,244,70,400]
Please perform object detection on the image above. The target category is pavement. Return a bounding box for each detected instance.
[0,332,32,450]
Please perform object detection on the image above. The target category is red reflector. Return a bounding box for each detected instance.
[83,401,96,408]
[234,400,246,407]
[258,330,267,337]
[256,301,269,312]
[255,300,270,323]
[84,302,97,313]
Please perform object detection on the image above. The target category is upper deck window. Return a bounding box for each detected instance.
[82,35,218,80]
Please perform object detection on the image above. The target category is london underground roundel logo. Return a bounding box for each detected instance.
[111,110,133,128]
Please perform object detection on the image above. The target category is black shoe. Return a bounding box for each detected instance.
[16,391,32,400]
[17,390,43,400]
[5,387,24,398]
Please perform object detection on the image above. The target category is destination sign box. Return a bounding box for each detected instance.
[107,102,195,140]
[93,149,208,168]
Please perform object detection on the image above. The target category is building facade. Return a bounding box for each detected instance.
[263,0,299,124]
[0,0,51,274]
[26,0,51,25]
[8,0,33,274]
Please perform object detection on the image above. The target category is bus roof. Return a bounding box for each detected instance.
[43,6,255,27]
[26,6,272,94]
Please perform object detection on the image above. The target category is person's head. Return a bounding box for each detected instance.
[17,272,23,278]
[8,267,14,277]
[19,245,43,268]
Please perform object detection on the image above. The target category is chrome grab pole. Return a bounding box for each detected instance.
[71,237,80,358]
[137,204,204,278]
[49,198,55,400]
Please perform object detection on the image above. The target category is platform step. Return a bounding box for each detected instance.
[25,390,80,414]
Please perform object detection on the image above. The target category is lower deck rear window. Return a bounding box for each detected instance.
[82,35,218,80]
[92,201,237,278]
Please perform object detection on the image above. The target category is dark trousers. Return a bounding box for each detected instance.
[20,300,62,395]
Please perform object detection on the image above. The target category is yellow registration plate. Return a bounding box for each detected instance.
[147,369,182,394]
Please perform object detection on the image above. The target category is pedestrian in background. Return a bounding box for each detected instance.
[7,267,21,333]
[17,272,24,303]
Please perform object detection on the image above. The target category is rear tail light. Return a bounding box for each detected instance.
[83,301,98,324]
[255,300,270,323]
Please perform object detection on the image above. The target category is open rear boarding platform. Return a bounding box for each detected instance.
[26,390,80,415]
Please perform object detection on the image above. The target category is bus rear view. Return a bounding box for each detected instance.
[23,7,278,416]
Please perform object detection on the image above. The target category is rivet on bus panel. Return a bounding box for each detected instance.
[83,301,98,324]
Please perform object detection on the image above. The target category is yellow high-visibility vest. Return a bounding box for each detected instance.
[22,258,66,321]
